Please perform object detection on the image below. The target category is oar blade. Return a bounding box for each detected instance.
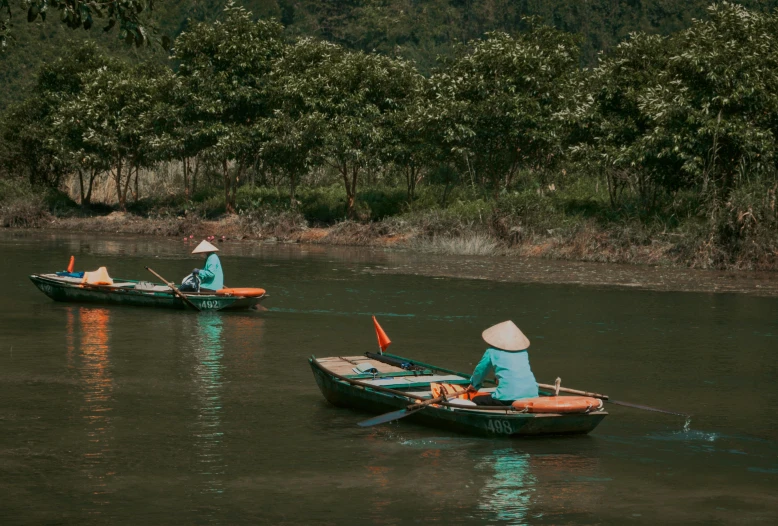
[357,408,413,427]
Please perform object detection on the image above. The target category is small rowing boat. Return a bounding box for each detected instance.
[310,352,608,437]
[30,273,267,311]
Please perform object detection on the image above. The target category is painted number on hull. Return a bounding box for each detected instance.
[201,300,220,310]
[487,420,513,434]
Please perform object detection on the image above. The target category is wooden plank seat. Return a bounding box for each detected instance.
[357,374,469,389]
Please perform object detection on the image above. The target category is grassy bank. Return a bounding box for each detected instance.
[3,178,777,271]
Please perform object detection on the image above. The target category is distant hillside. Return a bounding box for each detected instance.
[2,0,777,112]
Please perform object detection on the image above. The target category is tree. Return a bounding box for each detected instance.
[571,32,672,207]
[427,24,580,194]
[637,3,778,199]
[1,41,115,202]
[55,59,169,209]
[174,2,285,213]
[277,38,419,217]
[383,75,437,201]
[1,0,159,49]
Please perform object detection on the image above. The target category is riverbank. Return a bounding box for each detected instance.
[3,177,778,272]
[33,212,778,272]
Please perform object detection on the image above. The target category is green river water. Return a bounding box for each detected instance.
[0,230,776,524]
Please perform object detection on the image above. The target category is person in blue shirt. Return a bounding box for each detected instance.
[468,320,539,406]
[191,240,224,291]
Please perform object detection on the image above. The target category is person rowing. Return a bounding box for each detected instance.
[181,240,224,292]
[467,320,539,406]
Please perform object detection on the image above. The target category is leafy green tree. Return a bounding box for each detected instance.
[1,41,114,202]
[637,3,778,199]
[383,74,437,201]
[173,2,285,212]
[427,24,580,194]
[1,0,158,48]
[262,38,330,205]
[54,59,168,209]
[275,39,420,217]
[571,32,671,207]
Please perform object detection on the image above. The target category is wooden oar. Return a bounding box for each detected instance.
[538,382,689,417]
[358,387,470,427]
[538,382,609,399]
[368,354,689,417]
[145,266,201,312]
[602,399,689,417]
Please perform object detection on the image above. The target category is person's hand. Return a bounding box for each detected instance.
[466,385,477,393]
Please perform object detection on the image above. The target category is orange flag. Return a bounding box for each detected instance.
[372,316,391,353]
[67,255,75,273]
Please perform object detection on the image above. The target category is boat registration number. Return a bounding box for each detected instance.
[487,419,513,434]
[200,300,221,310]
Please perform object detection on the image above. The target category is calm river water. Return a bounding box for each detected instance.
[1,230,776,525]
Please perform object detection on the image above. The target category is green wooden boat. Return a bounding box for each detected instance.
[30,273,267,311]
[310,352,607,437]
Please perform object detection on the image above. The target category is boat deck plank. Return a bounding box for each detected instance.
[315,356,406,376]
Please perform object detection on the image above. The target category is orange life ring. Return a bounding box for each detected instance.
[216,287,266,297]
[511,396,603,414]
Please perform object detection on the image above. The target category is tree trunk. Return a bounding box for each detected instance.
[231,162,242,209]
[290,171,297,208]
[121,162,133,211]
[133,165,140,202]
[85,169,96,205]
[78,169,86,206]
[223,159,235,214]
[115,159,125,210]
[192,156,199,195]
[340,162,359,219]
[406,163,421,202]
[183,157,190,199]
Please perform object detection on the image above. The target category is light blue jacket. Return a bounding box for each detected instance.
[199,253,224,291]
[470,347,539,401]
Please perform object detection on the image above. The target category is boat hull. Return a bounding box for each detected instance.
[30,274,265,311]
[310,358,607,438]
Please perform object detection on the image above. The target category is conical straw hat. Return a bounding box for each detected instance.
[192,240,219,254]
[482,320,530,351]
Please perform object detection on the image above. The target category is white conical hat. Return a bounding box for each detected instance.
[482,320,530,351]
[192,240,219,254]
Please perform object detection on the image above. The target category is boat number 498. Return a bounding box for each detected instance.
[487,420,513,434]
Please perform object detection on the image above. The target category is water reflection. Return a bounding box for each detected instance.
[191,314,226,505]
[476,448,537,524]
[66,306,116,519]
[474,447,604,525]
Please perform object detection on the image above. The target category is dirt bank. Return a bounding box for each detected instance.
[36,212,778,275]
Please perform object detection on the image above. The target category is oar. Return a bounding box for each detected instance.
[145,266,201,312]
[358,387,470,427]
[602,399,689,417]
[538,382,689,417]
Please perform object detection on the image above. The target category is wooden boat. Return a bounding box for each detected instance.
[310,352,607,437]
[30,273,267,311]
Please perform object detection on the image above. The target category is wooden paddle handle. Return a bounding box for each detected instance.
[538,383,609,400]
[410,387,470,408]
[145,266,201,312]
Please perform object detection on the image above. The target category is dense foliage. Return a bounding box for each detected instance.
[1,2,777,268]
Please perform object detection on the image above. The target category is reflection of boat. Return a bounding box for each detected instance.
[191,315,226,500]
[30,273,267,311]
[65,306,117,515]
[310,353,607,437]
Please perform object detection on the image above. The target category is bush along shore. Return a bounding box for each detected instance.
[3,180,776,271]
[1,3,777,271]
